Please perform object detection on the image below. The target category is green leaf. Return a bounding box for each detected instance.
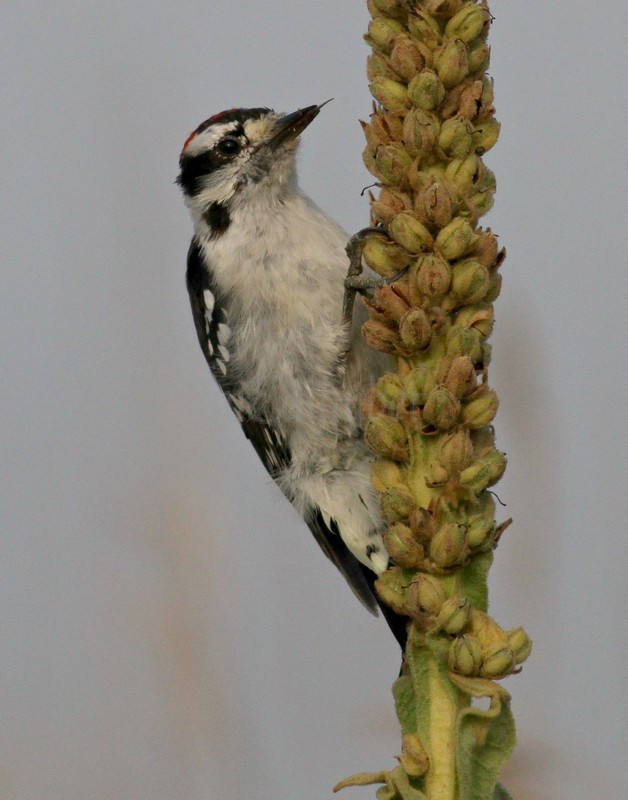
[392,674,417,734]
[460,552,493,612]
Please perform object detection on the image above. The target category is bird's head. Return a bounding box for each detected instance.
[177,103,328,222]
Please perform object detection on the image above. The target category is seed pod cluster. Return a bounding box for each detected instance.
[362,1,530,683]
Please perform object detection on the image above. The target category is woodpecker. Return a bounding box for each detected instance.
[178,104,405,645]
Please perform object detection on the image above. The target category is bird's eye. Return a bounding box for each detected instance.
[217,137,240,155]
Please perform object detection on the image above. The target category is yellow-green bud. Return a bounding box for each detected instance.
[384,523,424,569]
[365,17,404,55]
[448,634,482,675]
[407,11,442,50]
[461,387,499,428]
[438,117,474,158]
[451,259,490,304]
[465,189,494,219]
[408,69,446,111]
[407,574,447,615]
[455,303,494,338]
[400,733,430,777]
[506,627,533,665]
[425,0,464,16]
[366,52,399,81]
[467,37,490,74]
[443,356,477,399]
[422,388,461,431]
[480,642,515,678]
[375,143,413,187]
[399,308,432,351]
[365,415,409,461]
[404,365,433,407]
[439,429,474,475]
[467,516,494,549]
[460,450,507,492]
[369,77,409,113]
[372,284,412,323]
[370,459,404,492]
[435,38,469,89]
[389,212,433,253]
[403,109,440,158]
[445,4,488,44]
[434,216,476,260]
[445,153,481,196]
[374,374,404,410]
[362,234,408,277]
[446,325,483,361]
[415,181,455,228]
[411,253,452,299]
[381,485,415,522]
[437,594,471,634]
[390,35,429,82]
[362,319,400,353]
[375,567,408,615]
[429,522,468,568]
[472,116,500,153]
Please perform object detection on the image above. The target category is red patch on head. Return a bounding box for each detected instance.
[180,109,238,157]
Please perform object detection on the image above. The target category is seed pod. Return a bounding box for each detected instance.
[438,117,474,158]
[459,450,507,492]
[403,109,440,158]
[399,308,432,351]
[445,153,481,196]
[371,0,405,16]
[375,373,404,410]
[443,356,477,399]
[506,627,533,665]
[446,325,483,361]
[467,37,490,74]
[375,567,408,615]
[411,253,452,299]
[407,10,442,49]
[480,642,515,678]
[365,415,409,461]
[451,259,490,304]
[448,634,482,675]
[437,594,471,634]
[429,522,468,568]
[390,35,429,81]
[384,523,424,569]
[366,52,399,81]
[435,38,469,89]
[362,112,404,149]
[473,228,499,267]
[445,4,488,43]
[362,235,408,277]
[370,458,404,492]
[407,573,447,615]
[370,77,409,113]
[415,181,455,228]
[455,303,494,338]
[483,270,502,302]
[466,516,494,549]
[408,69,446,111]
[400,733,430,777]
[381,484,416,522]
[472,116,501,153]
[375,142,413,187]
[434,216,477,260]
[370,187,413,225]
[424,0,464,16]
[362,319,400,353]
[461,386,499,428]
[372,284,411,322]
[365,16,405,54]
[422,387,461,430]
[389,212,433,253]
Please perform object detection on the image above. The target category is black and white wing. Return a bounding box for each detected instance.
[185,237,380,613]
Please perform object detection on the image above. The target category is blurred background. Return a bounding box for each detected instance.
[1,1,626,798]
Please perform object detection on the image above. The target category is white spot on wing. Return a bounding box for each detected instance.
[216,359,227,376]
[218,345,230,362]
[217,323,231,345]
[203,289,215,313]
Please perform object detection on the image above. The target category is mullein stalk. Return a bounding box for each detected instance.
[335,3,530,799]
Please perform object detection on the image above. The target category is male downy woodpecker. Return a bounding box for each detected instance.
[178,104,405,644]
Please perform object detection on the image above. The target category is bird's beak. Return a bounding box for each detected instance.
[268,100,333,150]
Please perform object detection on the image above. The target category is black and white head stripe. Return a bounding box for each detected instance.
[177,107,271,196]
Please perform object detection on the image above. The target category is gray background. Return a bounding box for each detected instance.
[2,1,626,798]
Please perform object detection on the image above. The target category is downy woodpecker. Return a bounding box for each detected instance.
[178,104,405,644]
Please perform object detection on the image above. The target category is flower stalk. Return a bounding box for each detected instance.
[336,2,530,798]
